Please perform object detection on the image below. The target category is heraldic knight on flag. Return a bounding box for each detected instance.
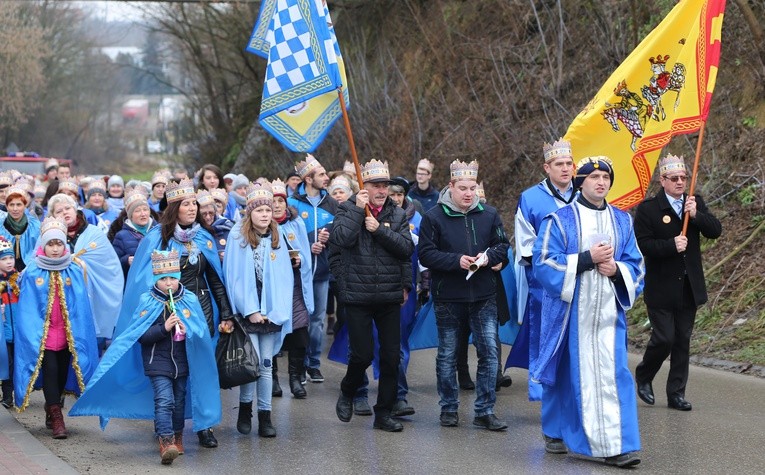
[247,0,350,152]
[564,0,726,210]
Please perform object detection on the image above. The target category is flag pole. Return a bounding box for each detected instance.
[337,87,370,216]
[681,121,706,236]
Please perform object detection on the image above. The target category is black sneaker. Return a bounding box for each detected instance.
[306,368,324,383]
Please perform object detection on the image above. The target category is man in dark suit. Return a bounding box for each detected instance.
[634,154,722,411]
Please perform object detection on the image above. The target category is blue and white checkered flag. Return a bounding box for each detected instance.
[247,0,349,152]
[248,0,342,120]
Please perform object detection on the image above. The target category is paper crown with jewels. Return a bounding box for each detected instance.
[88,180,106,195]
[165,178,195,203]
[417,158,434,173]
[658,154,687,176]
[6,182,30,203]
[295,154,323,180]
[151,249,181,282]
[342,160,356,176]
[39,217,68,243]
[124,189,148,215]
[45,158,59,171]
[210,188,228,206]
[196,190,214,207]
[58,179,79,195]
[0,173,13,187]
[361,159,391,183]
[151,171,169,186]
[270,178,287,198]
[476,182,486,203]
[542,138,573,163]
[449,160,479,182]
[0,236,13,258]
[34,184,47,198]
[246,179,273,210]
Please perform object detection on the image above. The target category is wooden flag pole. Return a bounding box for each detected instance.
[337,87,370,216]
[682,121,706,236]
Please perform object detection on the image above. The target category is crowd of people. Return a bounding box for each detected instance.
[0,145,720,468]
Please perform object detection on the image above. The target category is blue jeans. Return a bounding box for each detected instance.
[435,298,498,416]
[239,331,279,411]
[306,279,329,369]
[150,375,187,438]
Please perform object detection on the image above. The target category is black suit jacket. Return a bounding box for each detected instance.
[634,192,722,309]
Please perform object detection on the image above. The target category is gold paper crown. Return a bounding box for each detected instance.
[45,158,59,170]
[449,160,479,182]
[542,138,572,163]
[576,156,614,170]
[295,153,323,179]
[417,158,434,173]
[34,184,47,197]
[342,161,356,175]
[151,172,169,186]
[0,236,12,254]
[361,159,390,183]
[246,179,273,208]
[151,249,181,276]
[271,178,287,197]
[165,178,195,203]
[40,216,67,237]
[476,182,486,201]
[0,173,13,187]
[196,190,214,207]
[58,180,79,194]
[658,154,687,175]
[5,184,29,201]
[124,189,148,209]
[210,188,228,205]
[88,180,106,195]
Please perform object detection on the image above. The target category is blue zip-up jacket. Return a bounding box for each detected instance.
[287,183,338,282]
[419,187,509,303]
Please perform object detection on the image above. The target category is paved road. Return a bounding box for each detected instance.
[6,346,765,474]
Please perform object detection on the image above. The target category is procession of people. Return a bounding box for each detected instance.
[0,146,721,468]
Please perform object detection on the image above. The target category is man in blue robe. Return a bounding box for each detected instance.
[507,138,575,403]
[532,156,644,467]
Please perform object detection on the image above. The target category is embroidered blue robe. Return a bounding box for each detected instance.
[532,201,644,458]
[115,226,222,338]
[69,286,221,432]
[14,261,99,410]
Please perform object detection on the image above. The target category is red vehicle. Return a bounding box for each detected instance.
[0,153,73,177]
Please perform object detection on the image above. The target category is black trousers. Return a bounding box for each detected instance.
[340,303,400,414]
[42,349,71,405]
[636,278,697,398]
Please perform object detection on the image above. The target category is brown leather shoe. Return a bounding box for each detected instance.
[174,431,184,455]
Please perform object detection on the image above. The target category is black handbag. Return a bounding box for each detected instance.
[215,317,259,389]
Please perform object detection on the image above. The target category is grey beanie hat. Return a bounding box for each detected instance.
[232,174,249,190]
[108,175,124,188]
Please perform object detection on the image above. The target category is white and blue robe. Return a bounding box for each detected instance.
[532,200,644,458]
[507,179,574,401]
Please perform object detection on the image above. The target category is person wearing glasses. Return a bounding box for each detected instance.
[634,154,721,412]
[407,159,439,213]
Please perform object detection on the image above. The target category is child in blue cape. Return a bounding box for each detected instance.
[70,249,221,466]
[0,235,20,406]
[14,217,99,439]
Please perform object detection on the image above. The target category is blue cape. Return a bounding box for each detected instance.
[115,226,223,337]
[69,288,222,432]
[280,218,314,315]
[409,248,520,350]
[0,215,41,268]
[14,261,99,410]
[66,224,124,338]
[223,221,294,358]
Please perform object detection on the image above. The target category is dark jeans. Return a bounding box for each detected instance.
[435,298,498,416]
[150,375,187,438]
[42,349,70,405]
[340,303,400,414]
[636,279,697,397]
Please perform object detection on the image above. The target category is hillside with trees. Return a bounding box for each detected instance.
[1,1,763,370]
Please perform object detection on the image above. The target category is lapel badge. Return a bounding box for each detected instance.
[207,240,213,249]
[36,277,44,286]
[270,251,277,261]
[89,241,97,249]
[182,309,191,318]
[662,215,671,224]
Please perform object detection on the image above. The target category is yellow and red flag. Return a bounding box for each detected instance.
[564,0,726,209]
